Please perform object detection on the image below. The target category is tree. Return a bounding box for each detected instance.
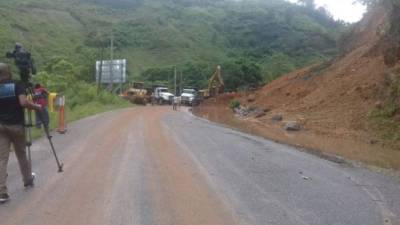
[141,67,174,87]
[222,59,263,91]
[298,0,315,9]
[355,0,381,8]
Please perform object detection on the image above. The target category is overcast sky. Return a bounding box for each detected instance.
[287,0,367,23]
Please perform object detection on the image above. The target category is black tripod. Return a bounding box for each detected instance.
[25,85,64,173]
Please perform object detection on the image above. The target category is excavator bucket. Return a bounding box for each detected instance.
[208,65,224,97]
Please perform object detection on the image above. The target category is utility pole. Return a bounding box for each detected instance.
[119,60,123,94]
[180,70,182,95]
[109,32,114,91]
[174,66,177,96]
[94,0,104,95]
[97,47,104,95]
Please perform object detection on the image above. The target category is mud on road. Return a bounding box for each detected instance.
[0,106,399,225]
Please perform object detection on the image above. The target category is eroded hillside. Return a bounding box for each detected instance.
[194,0,400,169]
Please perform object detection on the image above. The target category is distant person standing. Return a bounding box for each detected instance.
[0,63,40,204]
[34,84,49,129]
[172,96,179,111]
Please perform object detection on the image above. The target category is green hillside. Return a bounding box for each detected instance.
[0,0,345,89]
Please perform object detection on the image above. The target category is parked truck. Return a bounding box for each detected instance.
[180,88,198,106]
[152,87,174,105]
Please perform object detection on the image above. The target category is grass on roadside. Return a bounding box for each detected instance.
[368,67,400,149]
[369,103,400,149]
[30,101,132,140]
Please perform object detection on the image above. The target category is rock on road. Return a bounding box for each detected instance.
[0,106,399,225]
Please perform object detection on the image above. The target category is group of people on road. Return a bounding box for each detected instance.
[0,45,50,204]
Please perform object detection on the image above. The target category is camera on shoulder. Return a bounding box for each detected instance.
[5,52,14,59]
[5,43,36,83]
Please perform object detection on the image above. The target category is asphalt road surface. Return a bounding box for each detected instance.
[1,106,399,225]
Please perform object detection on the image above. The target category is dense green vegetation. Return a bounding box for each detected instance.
[30,58,131,139]
[34,59,128,109]
[369,0,400,148]
[140,59,263,91]
[0,0,345,92]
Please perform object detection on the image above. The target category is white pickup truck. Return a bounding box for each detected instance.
[153,87,174,105]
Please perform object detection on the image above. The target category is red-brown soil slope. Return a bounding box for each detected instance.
[194,3,400,169]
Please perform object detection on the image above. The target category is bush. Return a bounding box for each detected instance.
[222,58,263,92]
[229,99,241,110]
[369,70,400,145]
[370,104,398,118]
[33,59,128,109]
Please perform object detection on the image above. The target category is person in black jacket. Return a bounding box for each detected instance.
[0,63,41,204]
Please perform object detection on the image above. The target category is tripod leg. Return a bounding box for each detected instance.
[25,109,33,172]
[26,87,63,173]
[42,123,63,173]
[37,108,63,173]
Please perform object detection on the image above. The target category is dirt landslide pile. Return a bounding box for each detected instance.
[194,1,400,169]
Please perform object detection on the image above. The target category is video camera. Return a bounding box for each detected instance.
[5,52,13,58]
[6,43,36,84]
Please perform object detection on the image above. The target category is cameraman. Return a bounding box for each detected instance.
[0,63,41,204]
[6,43,36,83]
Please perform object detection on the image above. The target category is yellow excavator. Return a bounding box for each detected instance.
[199,65,224,99]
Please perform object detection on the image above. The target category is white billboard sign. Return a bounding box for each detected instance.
[96,59,127,84]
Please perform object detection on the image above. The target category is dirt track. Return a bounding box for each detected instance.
[0,106,399,225]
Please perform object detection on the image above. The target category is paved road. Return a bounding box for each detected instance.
[0,106,399,225]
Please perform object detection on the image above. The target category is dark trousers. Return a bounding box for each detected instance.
[36,107,49,129]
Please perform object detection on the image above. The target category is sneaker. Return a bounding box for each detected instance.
[0,193,10,204]
[24,173,36,188]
